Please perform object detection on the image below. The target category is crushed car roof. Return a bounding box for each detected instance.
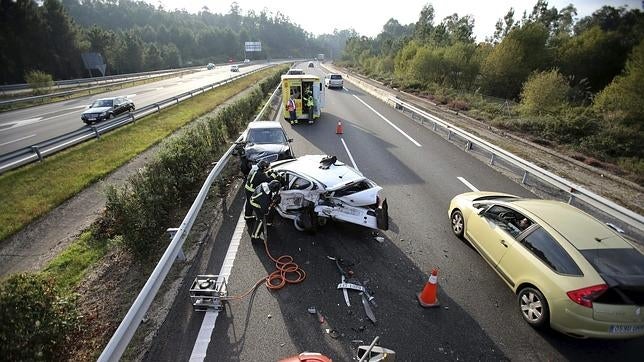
[272,155,366,188]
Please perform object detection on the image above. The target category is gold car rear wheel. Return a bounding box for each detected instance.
[518,287,550,328]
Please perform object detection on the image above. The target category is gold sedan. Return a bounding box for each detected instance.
[448,192,644,339]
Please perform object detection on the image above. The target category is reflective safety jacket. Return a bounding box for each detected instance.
[250,182,279,215]
[245,168,280,193]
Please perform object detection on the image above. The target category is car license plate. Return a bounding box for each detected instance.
[88,117,96,120]
[609,325,644,334]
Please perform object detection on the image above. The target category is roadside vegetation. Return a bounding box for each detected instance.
[24,70,54,95]
[0,66,283,242]
[339,1,643,183]
[0,66,286,360]
[0,0,354,84]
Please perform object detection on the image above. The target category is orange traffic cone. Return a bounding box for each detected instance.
[418,268,440,308]
[336,120,343,135]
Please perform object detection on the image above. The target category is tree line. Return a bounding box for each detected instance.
[341,1,643,177]
[0,0,355,83]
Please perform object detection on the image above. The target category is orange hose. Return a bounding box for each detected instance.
[221,231,306,301]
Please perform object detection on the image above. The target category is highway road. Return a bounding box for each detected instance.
[143,63,643,361]
[0,64,267,155]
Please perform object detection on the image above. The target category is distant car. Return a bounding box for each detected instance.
[244,59,251,63]
[308,62,314,68]
[233,121,295,175]
[325,74,343,89]
[448,192,644,339]
[287,68,305,75]
[207,63,215,70]
[81,96,134,125]
[230,65,239,72]
[271,155,389,233]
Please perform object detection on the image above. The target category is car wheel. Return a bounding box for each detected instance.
[450,210,465,238]
[518,287,549,328]
[108,113,114,120]
[293,216,307,232]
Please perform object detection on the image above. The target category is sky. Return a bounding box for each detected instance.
[152,0,642,41]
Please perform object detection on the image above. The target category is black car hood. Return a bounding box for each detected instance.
[245,143,289,160]
[82,106,111,114]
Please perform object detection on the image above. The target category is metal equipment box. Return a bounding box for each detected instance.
[189,275,227,312]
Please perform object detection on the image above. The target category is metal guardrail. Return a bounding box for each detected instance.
[0,60,268,108]
[389,97,644,233]
[0,65,271,174]
[0,66,204,93]
[0,69,201,107]
[98,83,281,362]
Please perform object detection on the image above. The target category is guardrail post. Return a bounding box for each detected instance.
[432,122,437,131]
[521,170,528,184]
[130,113,136,123]
[465,141,472,151]
[447,129,452,141]
[166,228,186,262]
[91,126,100,139]
[31,146,43,161]
[489,153,495,165]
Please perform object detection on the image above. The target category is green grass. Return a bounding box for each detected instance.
[42,231,110,291]
[0,66,280,241]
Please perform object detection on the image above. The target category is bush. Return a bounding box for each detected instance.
[102,70,283,257]
[447,99,469,111]
[0,273,79,360]
[518,69,571,116]
[25,70,54,95]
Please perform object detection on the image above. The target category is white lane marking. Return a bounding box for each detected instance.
[457,177,479,192]
[343,87,349,92]
[47,109,85,120]
[352,95,422,147]
[189,211,246,362]
[0,117,43,131]
[125,94,137,98]
[0,133,36,147]
[340,137,359,172]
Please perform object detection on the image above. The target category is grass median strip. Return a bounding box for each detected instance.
[0,66,280,241]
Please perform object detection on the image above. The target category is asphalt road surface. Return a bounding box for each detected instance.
[144,63,643,361]
[0,64,266,155]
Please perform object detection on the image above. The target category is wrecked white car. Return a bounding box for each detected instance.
[270,155,389,232]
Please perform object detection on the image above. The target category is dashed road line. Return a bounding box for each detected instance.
[352,95,422,147]
[457,177,479,192]
[0,133,36,147]
[340,137,359,172]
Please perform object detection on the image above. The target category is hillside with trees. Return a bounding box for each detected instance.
[0,0,353,83]
[340,1,644,181]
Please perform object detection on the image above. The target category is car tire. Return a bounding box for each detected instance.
[108,113,114,120]
[450,210,465,238]
[518,287,549,329]
[293,216,307,232]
